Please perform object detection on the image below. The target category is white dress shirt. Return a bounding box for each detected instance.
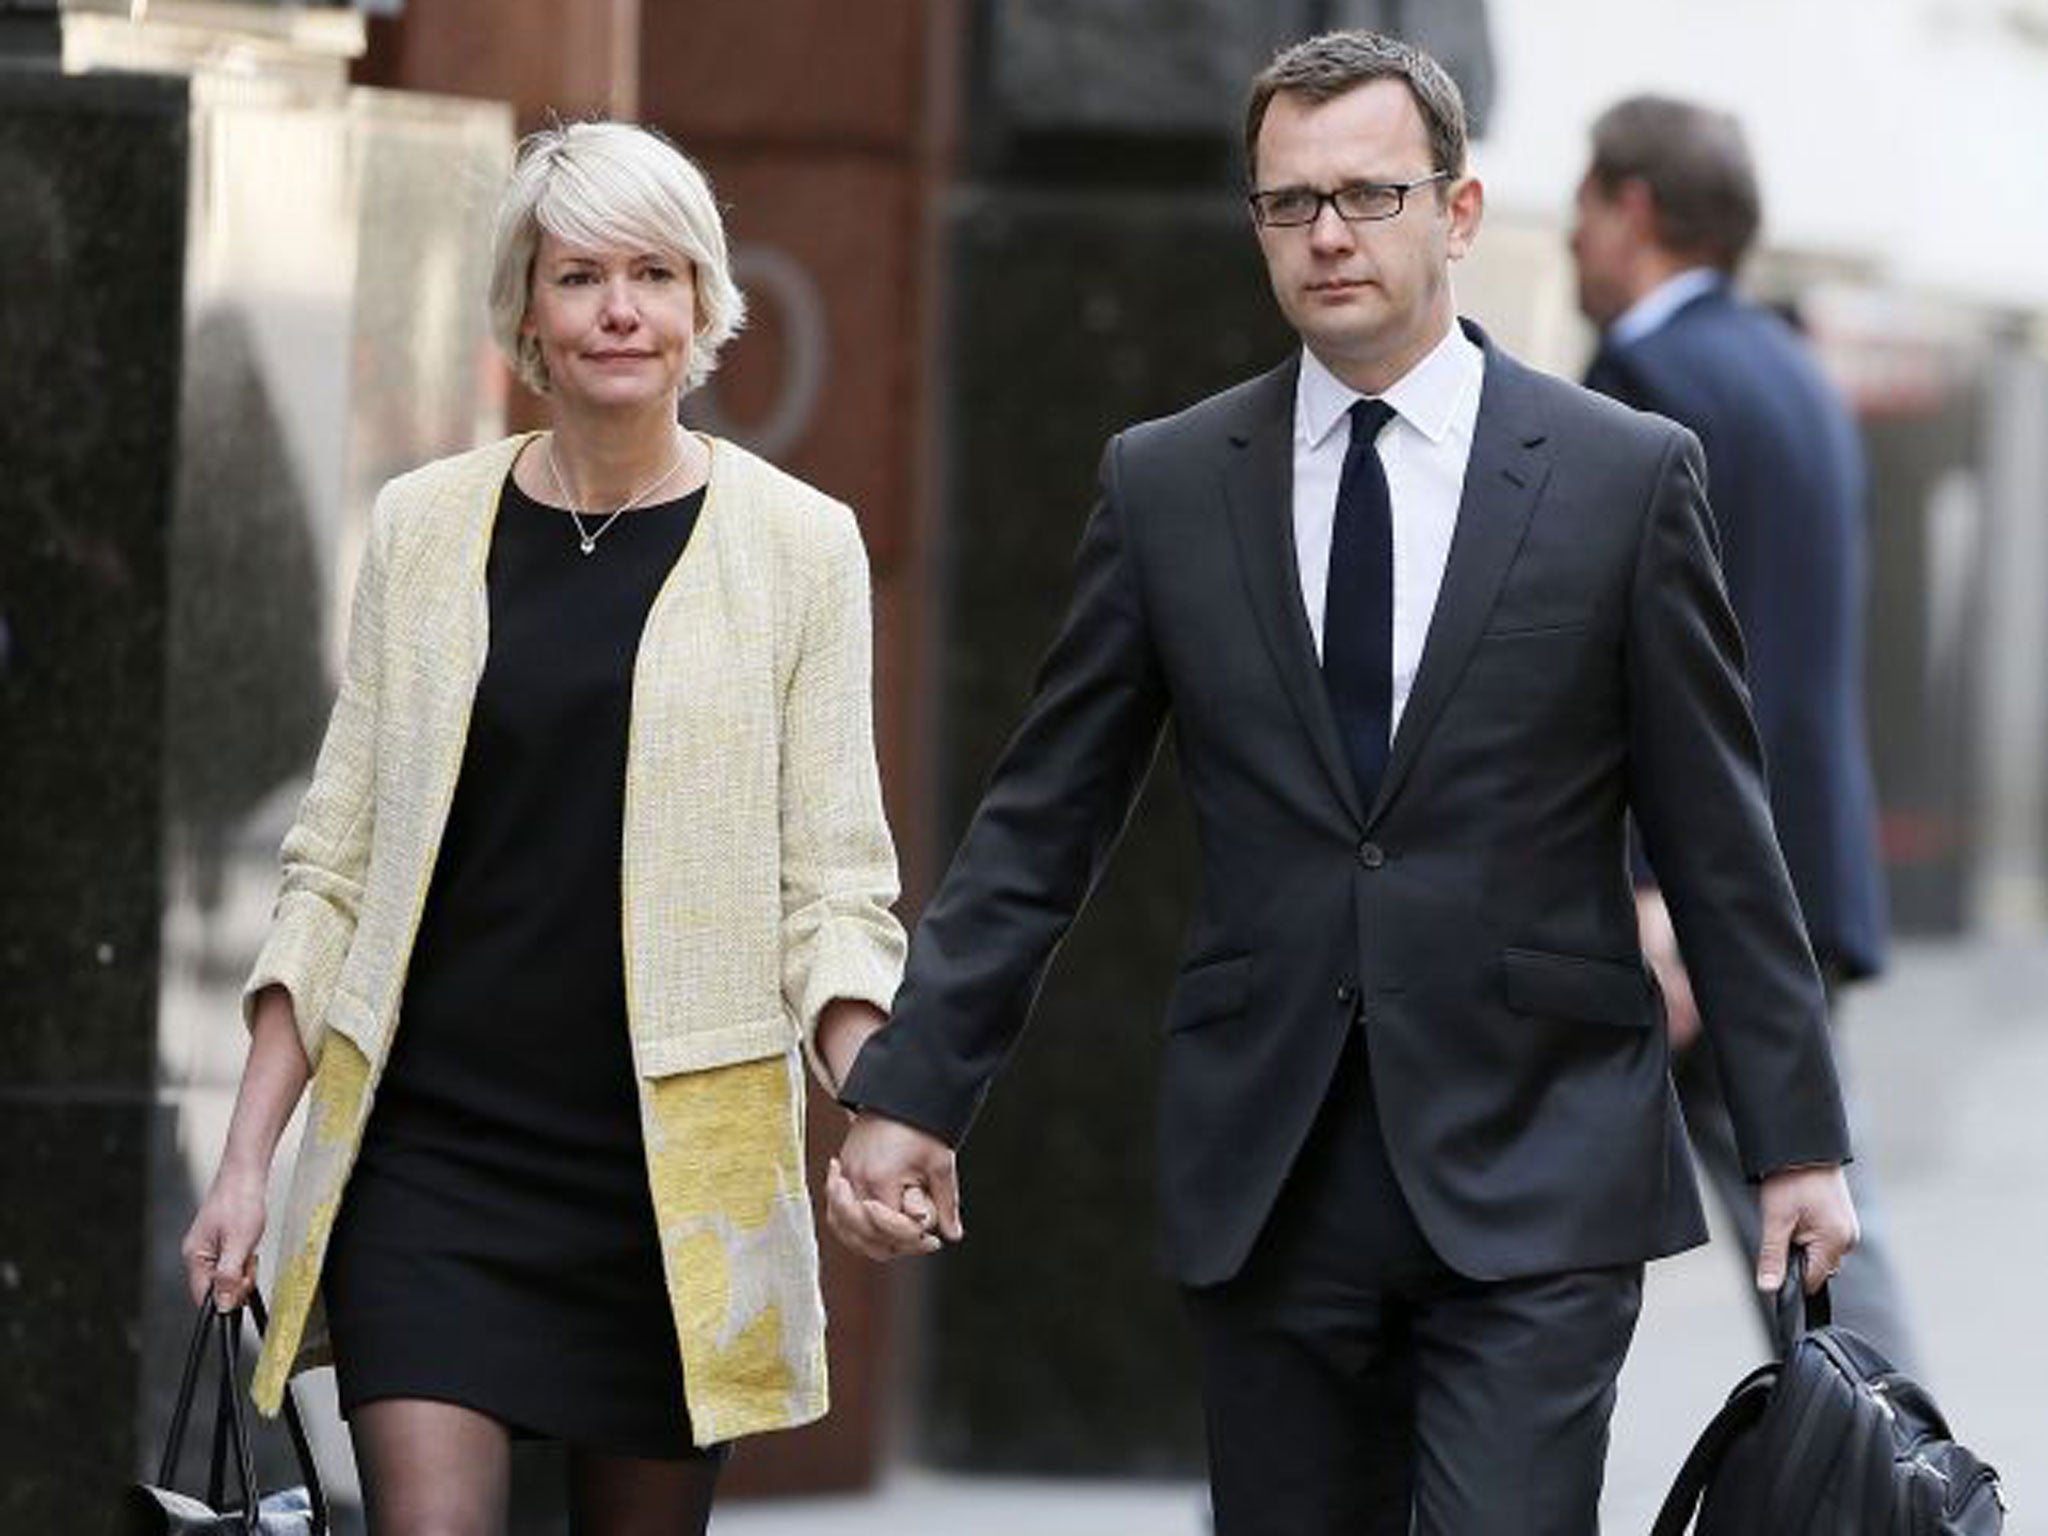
[1293,323,1484,741]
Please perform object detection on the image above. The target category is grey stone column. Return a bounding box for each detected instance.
[2,39,509,1527]
[920,184,1288,1473]
[0,68,191,1532]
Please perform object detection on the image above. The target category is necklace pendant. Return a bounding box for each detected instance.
[579,536,596,555]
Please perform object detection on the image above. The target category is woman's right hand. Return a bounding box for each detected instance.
[181,1165,268,1310]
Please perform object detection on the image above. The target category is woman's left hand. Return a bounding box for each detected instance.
[182,1167,268,1310]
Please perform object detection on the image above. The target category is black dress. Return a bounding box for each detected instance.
[323,473,708,1459]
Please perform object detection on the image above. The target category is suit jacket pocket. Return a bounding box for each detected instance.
[1164,955,1252,1035]
[1478,617,1592,641]
[1500,947,1650,1029]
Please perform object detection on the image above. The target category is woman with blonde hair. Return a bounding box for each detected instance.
[181,121,907,1534]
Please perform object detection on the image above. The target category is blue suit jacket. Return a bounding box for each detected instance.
[1586,283,1887,979]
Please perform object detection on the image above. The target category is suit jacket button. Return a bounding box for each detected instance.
[1357,841,1385,869]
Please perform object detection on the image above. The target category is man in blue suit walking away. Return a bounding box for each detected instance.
[1573,95,1919,1371]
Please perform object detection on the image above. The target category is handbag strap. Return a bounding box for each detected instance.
[249,1289,330,1533]
[215,1303,263,1532]
[151,1289,329,1534]
[207,1318,233,1510]
[156,1295,218,1486]
[1650,1368,1775,1536]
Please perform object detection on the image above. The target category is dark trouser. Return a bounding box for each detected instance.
[1185,1037,1644,1536]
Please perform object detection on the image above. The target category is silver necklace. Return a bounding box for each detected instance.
[546,433,690,555]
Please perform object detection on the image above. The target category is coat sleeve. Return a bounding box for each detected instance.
[839,436,1172,1144]
[779,504,908,1091]
[239,489,395,1070]
[1623,429,1851,1176]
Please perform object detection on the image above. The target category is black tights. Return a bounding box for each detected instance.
[350,1399,724,1536]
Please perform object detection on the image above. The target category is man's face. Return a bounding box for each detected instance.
[1569,172,1637,330]
[1251,80,1481,387]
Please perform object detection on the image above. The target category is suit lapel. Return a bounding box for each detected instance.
[1220,357,1367,826]
[1370,343,1553,826]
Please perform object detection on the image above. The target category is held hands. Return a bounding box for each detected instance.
[1756,1162,1858,1296]
[815,1002,963,1261]
[826,1113,964,1262]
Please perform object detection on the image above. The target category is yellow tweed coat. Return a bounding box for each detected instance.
[240,432,905,1444]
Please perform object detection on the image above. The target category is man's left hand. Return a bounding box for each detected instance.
[1755,1163,1859,1295]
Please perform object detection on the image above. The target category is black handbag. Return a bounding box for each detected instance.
[1652,1251,2005,1534]
[112,1291,328,1535]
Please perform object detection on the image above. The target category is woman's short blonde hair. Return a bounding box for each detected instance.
[487,121,746,396]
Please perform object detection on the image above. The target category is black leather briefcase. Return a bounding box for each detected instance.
[1652,1252,2005,1534]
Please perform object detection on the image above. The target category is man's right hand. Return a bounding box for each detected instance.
[827,1112,964,1262]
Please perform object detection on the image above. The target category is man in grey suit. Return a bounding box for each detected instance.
[820,30,1858,1535]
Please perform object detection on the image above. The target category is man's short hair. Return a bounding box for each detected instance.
[1244,30,1469,183]
[1587,95,1761,272]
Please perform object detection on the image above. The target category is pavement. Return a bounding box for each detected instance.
[712,936,2046,1534]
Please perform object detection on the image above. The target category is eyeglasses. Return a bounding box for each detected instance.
[1247,172,1453,228]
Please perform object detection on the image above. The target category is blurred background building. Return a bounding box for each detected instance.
[3,0,2045,1530]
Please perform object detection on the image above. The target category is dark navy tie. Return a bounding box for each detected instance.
[1323,397,1398,810]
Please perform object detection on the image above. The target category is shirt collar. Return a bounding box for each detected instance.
[1296,322,1483,453]
[1607,267,1724,348]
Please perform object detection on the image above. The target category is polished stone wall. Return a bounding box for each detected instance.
[919,188,1291,1472]
[0,57,509,1532]
[979,0,1494,158]
[0,67,190,1533]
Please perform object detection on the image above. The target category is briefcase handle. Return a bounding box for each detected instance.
[1770,1246,1834,1360]
[156,1290,328,1533]
[1651,1248,1840,1535]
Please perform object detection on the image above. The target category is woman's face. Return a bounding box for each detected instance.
[522,230,699,411]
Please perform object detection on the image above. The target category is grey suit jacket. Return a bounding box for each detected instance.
[846,325,1849,1287]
